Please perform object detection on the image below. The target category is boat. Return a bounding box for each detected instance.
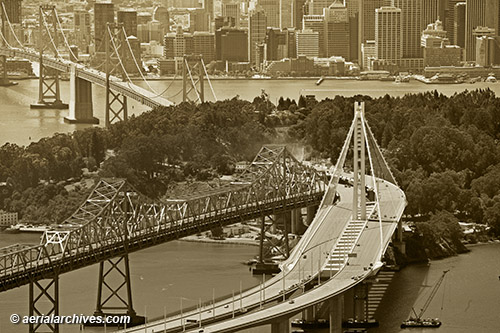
[343,318,379,328]
[401,317,441,328]
[316,76,324,86]
[12,223,54,233]
[291,318,329,329]
[401,269,449,329]
[485,74,497,83]
[3,225,20,234]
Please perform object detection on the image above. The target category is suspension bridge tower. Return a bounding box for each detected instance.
[30,4,68,109]
[182,54,205,103]
[105,22,128,127]
[0,3,14,86]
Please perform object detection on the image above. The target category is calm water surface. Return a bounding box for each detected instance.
[1,78,500,146]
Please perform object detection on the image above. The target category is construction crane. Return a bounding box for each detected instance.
[415,269,450,319]
[402,269,450,329]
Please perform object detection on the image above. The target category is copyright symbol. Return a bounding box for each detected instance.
[10,313,20,324]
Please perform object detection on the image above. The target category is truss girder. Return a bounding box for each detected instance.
[0,146,326,292]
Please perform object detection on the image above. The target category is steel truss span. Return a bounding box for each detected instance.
[0,145,326,292]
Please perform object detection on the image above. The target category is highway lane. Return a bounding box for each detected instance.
[123,177,405,333]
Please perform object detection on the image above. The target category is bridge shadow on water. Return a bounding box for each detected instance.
[369,263,431,333]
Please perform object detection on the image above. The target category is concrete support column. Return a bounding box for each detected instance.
[0,55,13,86]
[329,295,344,333]
[271,318,290,333]
[354,284,366,321]
[343,288,354,319]
[306,205,318,226]
[291,209,302,234]
[65,65,99,124]
[302,305,315,321]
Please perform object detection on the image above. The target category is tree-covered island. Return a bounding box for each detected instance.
[1,89,499,261]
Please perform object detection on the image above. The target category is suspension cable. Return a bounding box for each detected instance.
[0,28,13,48]
[54,9,78,61]
[107,25,133,84]
[360,111,384,259]
[201,58,217,101]
[184,58,201,102]
[121,26,162,95]
[2,3,23,48]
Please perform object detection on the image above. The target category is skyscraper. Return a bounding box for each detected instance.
[303,14,325,56]
[193,31,215,63]
[249,8,267,65]
[445,0,463,43]
[359,0,390,44]
[296,29,319,57]
[422,0,439,28]
[324,0,350,59]
[281,0,293,28]
[94,1,115,53]
[74,9,91,52]
[465,0,500,61]
[454,2,465,48]
[292,0,307,28]
[117,9,138,37]
[222,2,240,28]
[375,6,402,63]
[393,0,423,58]
[259,0,280,28]
[1,0,22,23]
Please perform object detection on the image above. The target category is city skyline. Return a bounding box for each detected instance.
[1,0,500,77]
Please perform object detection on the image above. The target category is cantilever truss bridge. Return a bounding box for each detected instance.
[0,145,326,332]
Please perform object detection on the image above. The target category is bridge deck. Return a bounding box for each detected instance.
[123,177,406,333]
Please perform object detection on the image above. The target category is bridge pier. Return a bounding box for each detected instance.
[93,254,145,327]
[328,295,344,333]
[306,205,318,226]
[64,65,99,124]
[0,55,15,86]
[29,275,59,333]
[271,317,290,333]
[394,219,406,254]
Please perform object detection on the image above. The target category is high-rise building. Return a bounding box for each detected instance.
[303,14,325,56]
[375,6,402,63]
[153,6,170,33]
[190,8,210,32]
[359,0,390,44]
[1,0,22,24]
[74,9,91,53]
[94,1,114,53]
[259,0,280,28]
[445,0,463,43]
[280,0,293,28]
[393,0,423,58]
[220,28,248,62]
[454,2,465,48]
[249,8,267,65]
[117,9,138,37]
[193,31,215,62]
[324,0,350,59]
[475,35,500,66]
[347,0,360,17]
[422,0,439,28]
[222,2,240,28]
[296,29,319,57]
[292,0,307,28]
[266,27,288,60]
[205,0,214,19]
[465,0,500,61]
